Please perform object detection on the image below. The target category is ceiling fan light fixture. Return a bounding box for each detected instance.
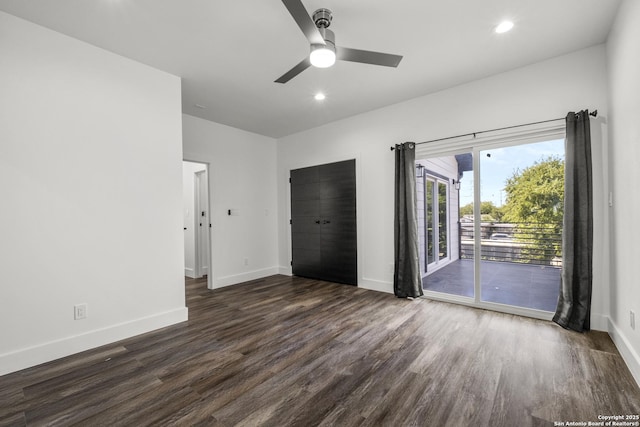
[310,44,336,68]
[274,0,403,83]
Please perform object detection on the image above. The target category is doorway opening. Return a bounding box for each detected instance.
[182,161,211,290]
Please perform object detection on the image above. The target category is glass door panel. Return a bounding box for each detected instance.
[426,178,435,265]
[479,140,564,311]
[438,182,448,261]
[418,153,474,298]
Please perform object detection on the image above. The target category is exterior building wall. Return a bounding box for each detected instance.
[416,156,461,276]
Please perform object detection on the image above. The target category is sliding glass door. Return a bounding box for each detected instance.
[418,138,564,315]
[417,155,473,298]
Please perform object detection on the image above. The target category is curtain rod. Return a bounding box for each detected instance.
[389,110,598,151]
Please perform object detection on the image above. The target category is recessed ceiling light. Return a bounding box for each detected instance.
[495,20,514,34]
[314,93,326,101]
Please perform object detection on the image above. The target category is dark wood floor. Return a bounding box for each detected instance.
[1,275,639,426]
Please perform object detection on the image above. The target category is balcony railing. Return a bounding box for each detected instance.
[459,222,562,266]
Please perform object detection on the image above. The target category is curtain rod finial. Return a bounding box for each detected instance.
[590,110,598,117]
[390,146,395,151]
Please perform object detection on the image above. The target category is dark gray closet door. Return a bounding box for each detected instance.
[291,159,357,285]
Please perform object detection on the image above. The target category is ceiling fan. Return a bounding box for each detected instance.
[275,0,403,84]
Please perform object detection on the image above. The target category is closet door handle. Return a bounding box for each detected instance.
[323,220,331,224]
[315,220,321,224]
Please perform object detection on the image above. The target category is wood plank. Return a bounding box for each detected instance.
[0,275,638,427]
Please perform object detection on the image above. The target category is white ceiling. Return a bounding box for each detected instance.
[0,0,621,138]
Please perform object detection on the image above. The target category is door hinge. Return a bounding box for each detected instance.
[290,260,293,266]
[289,219,292,225]
[289,177,291,183]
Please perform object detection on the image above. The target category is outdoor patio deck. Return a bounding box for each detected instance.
[422,258,561,312]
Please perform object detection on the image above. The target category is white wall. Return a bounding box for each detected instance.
[183,161,207,278]
[0,12,186,375]
[605,0,640,384]
[182,114,279,288]
[277,45,610,328]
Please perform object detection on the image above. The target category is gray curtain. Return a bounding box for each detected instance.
[553,110,593,332]
[394,142,423,298]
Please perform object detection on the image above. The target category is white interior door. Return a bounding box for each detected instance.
[194,169,210,278]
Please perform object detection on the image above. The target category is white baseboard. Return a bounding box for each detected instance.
[0,307,188,377]
[590,313,608,332]
[359,277,393,294]
[184,267,195,278]
[213,267,280,289]
[278,266,292,276]
[608,318,640,387]
[273,272,394,294]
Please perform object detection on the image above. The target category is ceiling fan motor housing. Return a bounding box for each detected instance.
[313,8,332,28]
[310,9,335,59]
[317,27,335,48]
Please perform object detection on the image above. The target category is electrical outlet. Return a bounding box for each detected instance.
[74,303,87,320]
[631,310,636,330]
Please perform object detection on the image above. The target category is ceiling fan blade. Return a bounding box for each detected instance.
[281,0,325,46]
[275,57,312,83]
[336,47,403,68]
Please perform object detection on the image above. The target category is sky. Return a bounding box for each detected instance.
[458,139,565,207]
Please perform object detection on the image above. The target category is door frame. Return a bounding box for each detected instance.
[415,121,566,321]
[183,159,213,290]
